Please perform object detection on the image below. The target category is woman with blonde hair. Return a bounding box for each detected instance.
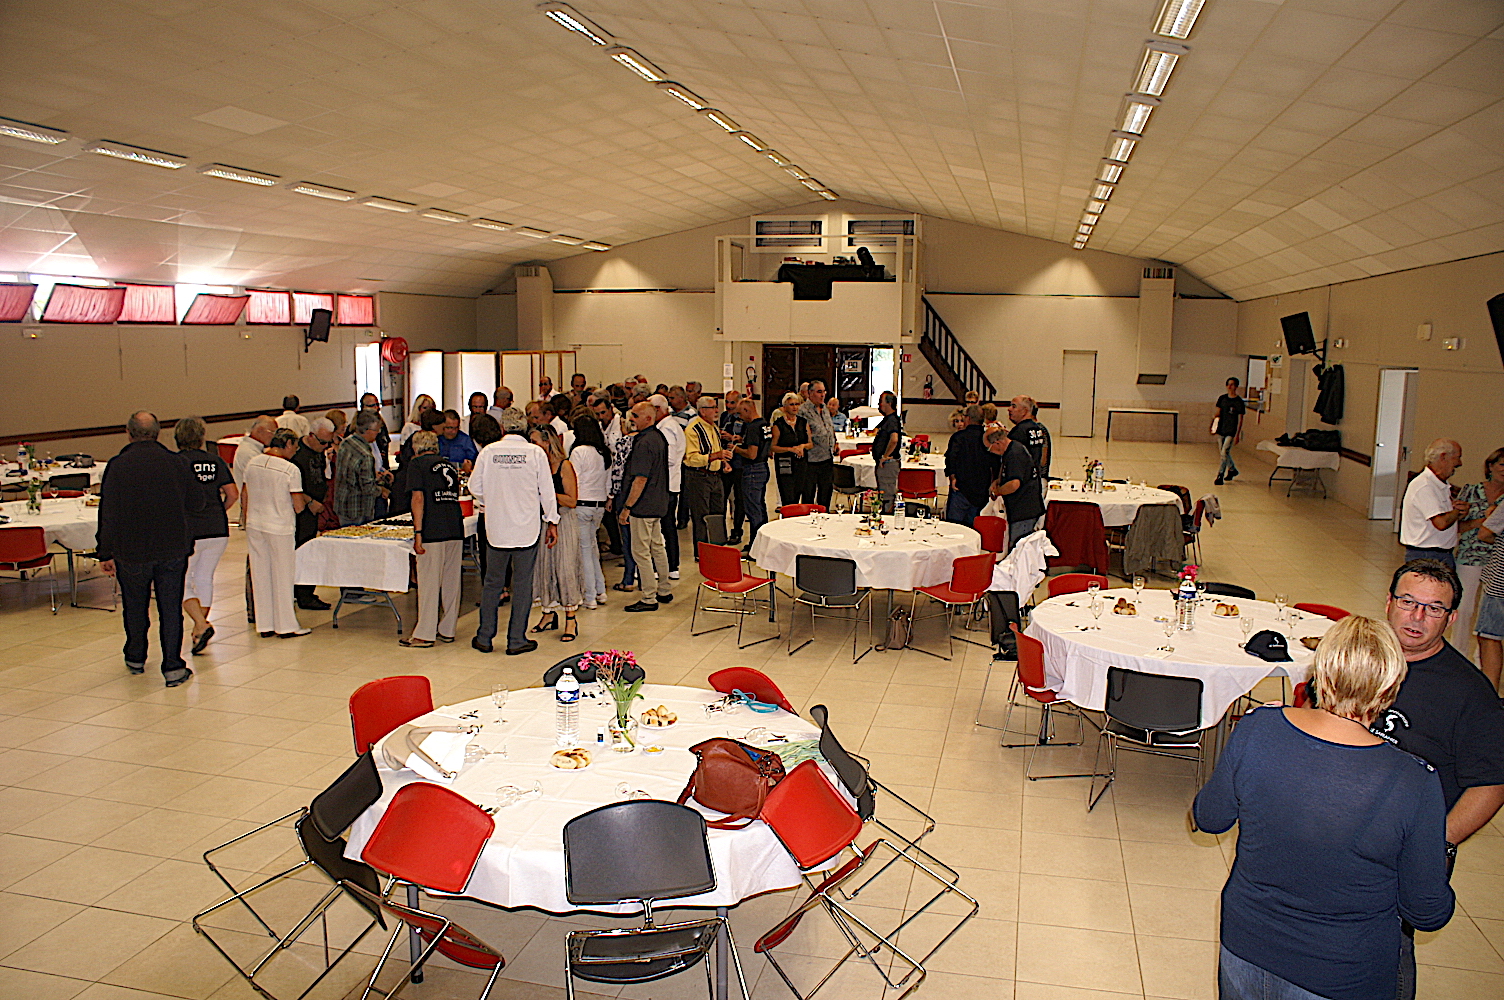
[398,394,437,445]
[1194,615,1453,1000]
[528,423,583,641]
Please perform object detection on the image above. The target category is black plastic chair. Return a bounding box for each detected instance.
[1200,582,1256,600]
[700,514,728,545]
[789,555,872,662]
[1087,667,1211,811]
[194,752,388,1000]
[544,654,643,686]
[562,801,749,1000]
[46,472,91,491]
[831,464,862,511]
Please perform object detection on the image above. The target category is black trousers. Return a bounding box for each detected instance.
[118,555,189,678]
[724,469,744,535]
[802,460,834,510]
[683,467,726,549]
[602,510,623,554]
[660,492,680,570]
[293,511,318,604]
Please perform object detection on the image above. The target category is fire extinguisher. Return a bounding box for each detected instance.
[923,374,934,400]
[745,365,756,400]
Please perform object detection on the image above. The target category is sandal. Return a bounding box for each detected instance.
[531,611,559,633]
[612,582,636,593]
[399,637,435,648]
[561,615,578,642]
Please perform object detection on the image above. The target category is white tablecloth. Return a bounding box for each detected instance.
[0,497,98,551]
[838,452,945,490]
[1026,588,1333,725]
[835,434,873,453]
[3,465,104,488]
[1045,482,1183,527]
[295,514,479,592]
[1256,440,1341,470]
[748,512,979,591]
[345,685,817,914]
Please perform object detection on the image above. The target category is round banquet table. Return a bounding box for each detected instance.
[838,452,945,491]
[1045,481,1183,528]
[3,465,104,488]
[344,685,820,915]
[0,496,98,551]
[835,433,873,453]
[1026,588,1334,726]
[748,512,980,591]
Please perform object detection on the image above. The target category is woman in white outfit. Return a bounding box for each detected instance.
[242,429,309,638]
[174,417,237,655]
[569,414,611,609]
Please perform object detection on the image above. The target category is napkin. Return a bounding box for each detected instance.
[405,730,471,782]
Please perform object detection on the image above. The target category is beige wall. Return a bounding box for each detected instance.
[374,291,477,350]
[1234,251,1504,514]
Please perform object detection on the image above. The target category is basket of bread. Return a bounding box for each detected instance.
[550,747,592,769]
[1112,597,1137,615]
[1213,603,1240,617]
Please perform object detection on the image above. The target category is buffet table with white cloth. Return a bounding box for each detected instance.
[748,512,979,591]
[1026,588,1334,726]
[294,513,479,593]
[837,452,946,491]
[346,685,820,914]
[1256,440,1339,498]
[1045,481,1183,527]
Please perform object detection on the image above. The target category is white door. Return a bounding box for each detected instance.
[1060,351,1097,437]
[1370,368,1417,521]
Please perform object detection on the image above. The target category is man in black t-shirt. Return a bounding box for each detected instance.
[871,391,903,514]
[620,402,673,609]
[944,406,998,527]
[405,432,466,645]
[1007,395,1051,503]
[986,428,1046,551]
[290,419,335,610]
[731,397,771,548]
[1377,559,1504,999]
[1213,377,1247,485]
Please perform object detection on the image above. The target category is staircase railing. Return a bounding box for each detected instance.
[921,297,995,401]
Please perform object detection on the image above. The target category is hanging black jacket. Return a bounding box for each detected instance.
[1314,364,1344,425]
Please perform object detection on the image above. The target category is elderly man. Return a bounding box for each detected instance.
[986,427,1046,550]
[1008,395,1051,502]
[669,386,695,424]
[290,419,335,610]
[569,372,588,403]
[276,395,309,438]
[243,429,308,639]
[685,381,702,407]
[590,393,627,556]
[650,393,687,578]
[335,410,388,527]
[96,412,201,687]
[720,390,745,541]
[1376,559,1504,998]
[460,391,489,434]
[1400,439,1470,568]
[731,397,771,548]
[683,396,730,547]
[537,374,555,401]
[799,381,836,509]
[471,410,559,655]
[619,401,673,611]
[872,390,903,514]
[437,409,477,472]
[234,414,278,622]
[946,405,998,528]
[487,386,523,427]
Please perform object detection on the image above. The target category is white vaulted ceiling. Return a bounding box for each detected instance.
[0,0,1500,300]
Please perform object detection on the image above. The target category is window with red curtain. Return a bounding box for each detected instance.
[42,284,127,323]
[182,294,249,325]
[293,292,334,325]
[336,294,375,325]
[246,290,292,325]
[0,283,37,322]
[118,284,175,323]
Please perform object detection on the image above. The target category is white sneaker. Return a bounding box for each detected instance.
[597,593,608,605]
[581,601,598,610]
[669,570,680,580]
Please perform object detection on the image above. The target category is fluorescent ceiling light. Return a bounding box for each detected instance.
[290,182,357,201]
[1087,199,1108,214]
[656,81,706,109]
[0,117,68,144]
[798,177,825,191]
[359,196,417,213]
[1154,0,1207,39]
[605,46,666,82]
[198,163,279,186]
[1092,183,1115,201]
[1078,223,1095,234]
[537,2,612,45]
[420,208,469,223]
[1135,42,1188,97]
[84,140,187,169]
[1107,132,1138,161]
[1120,96,1159,135]
[582,241,612,251]
[513,227,551,238]
[817,190,838,201]
[731,131,765,151]
[700,109,740,133]
[1098,161,1124,183]
[763,149,791,167]
[1082,212,1101,225]
[551,234,585,245]
[783,165,810,180]
[1072,239,1088,250]
[470,218,512,231]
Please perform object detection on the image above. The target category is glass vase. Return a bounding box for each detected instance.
[608,716,637,752]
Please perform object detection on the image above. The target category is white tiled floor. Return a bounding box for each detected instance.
[2,439,1502,1000]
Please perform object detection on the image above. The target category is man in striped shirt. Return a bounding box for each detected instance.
[683,396,731,549]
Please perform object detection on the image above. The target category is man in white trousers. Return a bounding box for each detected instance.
[243,429,309,638]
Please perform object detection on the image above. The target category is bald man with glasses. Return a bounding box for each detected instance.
[290,419,336,610]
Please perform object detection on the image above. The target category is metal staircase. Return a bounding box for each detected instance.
[919,297,995,403]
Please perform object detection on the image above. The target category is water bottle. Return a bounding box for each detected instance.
[1176,577,1198,631]
[554,667,581,746]
[895,497,906,528]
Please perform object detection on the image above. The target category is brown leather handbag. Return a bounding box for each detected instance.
[677,738,787,829]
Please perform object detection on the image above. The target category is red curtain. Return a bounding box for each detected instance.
[336,294,375,326]
[247,289,292,325]
[42,284,126,323]
[0,283,37,321]
[118,284,175,323]
[182,294,249,324]
[293,292,334,324]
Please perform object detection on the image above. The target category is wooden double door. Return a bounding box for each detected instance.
[762,345,857,418]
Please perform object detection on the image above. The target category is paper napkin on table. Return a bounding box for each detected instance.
[405,730,471,782]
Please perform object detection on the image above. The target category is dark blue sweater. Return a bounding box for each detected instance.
[1193,707,1453,1000]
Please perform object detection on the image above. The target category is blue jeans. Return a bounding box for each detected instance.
[575,504,606,601]
[117,555,189,680]
[1218,946,1329,1000]
[945,492,982,528]
[740,464,770,543]
[1404,546,1456,570]
[1217,436,1238,478]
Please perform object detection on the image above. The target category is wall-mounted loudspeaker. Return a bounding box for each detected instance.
[1280,312,1318,356]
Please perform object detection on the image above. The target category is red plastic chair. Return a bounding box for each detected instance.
[1000,625,1088,780]
[40,490,85,499]
[973,515,1007,553]
[341,881,506,999]
[1047,573,1109,598]
[360,782,494,894]
[898,468,937,500]
[349,676,434,756]
[854,443,872,455]
[692,543,776,648]
[1294,603,1350,620]
[1044,501,1108,575]
[0,527,56,614]
[837,448,862,459]
[910,552,996,660]
[777,504,826,518]
[1293,681,1311,708]
[708,667,796,714]
[217,440,239,467]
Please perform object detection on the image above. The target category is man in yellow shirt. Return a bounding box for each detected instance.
[683,396,731,549]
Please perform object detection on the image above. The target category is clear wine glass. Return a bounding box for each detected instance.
[1163,616,1176,639]
[1274,593,1288,626]
[1091,597,1104,622]
[491,684,509,724]
[495,781,542,809]
[1239,615,1254,648]
[1087,581,1101,601]
[1132,575,1146,605]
